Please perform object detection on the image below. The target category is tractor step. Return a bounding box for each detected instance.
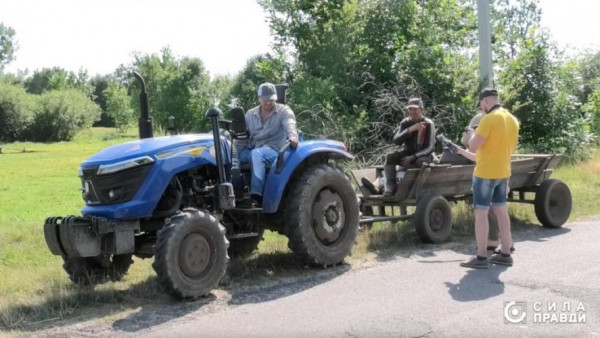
[227,232,260,239]
[231,207,263,214]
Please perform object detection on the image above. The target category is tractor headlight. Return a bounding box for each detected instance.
[97,156,154,176]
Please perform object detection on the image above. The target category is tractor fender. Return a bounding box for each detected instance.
[262,140,353,213]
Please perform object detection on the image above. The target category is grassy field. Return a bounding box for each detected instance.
[0,128,598,333]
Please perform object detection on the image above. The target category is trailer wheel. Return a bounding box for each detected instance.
[63,254,133,285]
[153,209,229,299]
[285,164,359,266]
[534,179,572,228]
[414,194,452,243]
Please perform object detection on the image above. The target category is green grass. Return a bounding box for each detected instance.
[1,129,599,333]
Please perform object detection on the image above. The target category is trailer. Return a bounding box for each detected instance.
[351,154,572,243]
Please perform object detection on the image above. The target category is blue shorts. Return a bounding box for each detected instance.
[472,176,509,210]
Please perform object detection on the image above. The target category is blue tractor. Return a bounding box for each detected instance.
[43,73,359,299]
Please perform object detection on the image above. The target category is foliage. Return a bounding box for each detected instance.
[27,89,101,142]
[208,74,235,113]
[0,23,17,70]
[577,51,600,104]
[104,81,133,132]
[500,30,593,162]
[259,0,479,153]
[124,48,214,133]
[90,74,116,127]
[24,67,94,97]
[229,54,289,112]
[0,82,36,142]
[584,87,600,142]
[491,0,541,63]
[0,1,598,160]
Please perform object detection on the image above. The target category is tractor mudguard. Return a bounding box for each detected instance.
[261,140,353,213]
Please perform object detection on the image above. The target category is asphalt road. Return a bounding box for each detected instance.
[42,216,600,337]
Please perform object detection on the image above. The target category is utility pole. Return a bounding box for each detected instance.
[477,0,493,87]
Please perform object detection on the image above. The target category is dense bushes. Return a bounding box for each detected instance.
[0,82,35,142]
[0,84,100,142]
[28,89,101,142]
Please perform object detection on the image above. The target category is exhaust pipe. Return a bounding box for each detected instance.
[132,71,154,139]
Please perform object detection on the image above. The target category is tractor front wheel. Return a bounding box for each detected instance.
[152,208,229,299]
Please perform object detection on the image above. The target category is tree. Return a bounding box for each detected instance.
[104,81,133,132]
[260,0,479,154]
[577,51,600,104]
[208,74,235,113]
[0,81,35,142]
[0,23,17,71]
[23,67,92,95]
[90,74,116,127]
[500,30,592,161]
[491,0,542,63]
[128,48,213,133]
[24,68,66,94]
[229,54,289,111]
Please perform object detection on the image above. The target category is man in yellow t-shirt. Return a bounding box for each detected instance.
[454,88,519,268]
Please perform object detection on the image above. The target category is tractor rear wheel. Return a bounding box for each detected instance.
[63,254,133,285]
[285,163,359,266]
[153,208,229,299]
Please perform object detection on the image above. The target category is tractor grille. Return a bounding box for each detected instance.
[80,164,154,205]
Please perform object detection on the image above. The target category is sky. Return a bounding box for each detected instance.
[1,0,599,78]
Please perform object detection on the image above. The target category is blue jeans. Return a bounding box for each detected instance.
[472,176,509,210]
[239,146,278,196]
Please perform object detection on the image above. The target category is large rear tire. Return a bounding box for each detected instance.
[285,164,359,266]
[63,254,133,285]
[534,179,572,228]
[152,209,229,299]
[414,194,452,243]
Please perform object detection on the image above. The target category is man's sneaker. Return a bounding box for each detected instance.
[361,177,380,194]
[489,254,513,266]
[459,256,489,269]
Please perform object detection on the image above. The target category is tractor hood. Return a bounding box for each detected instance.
[81,134,215,167]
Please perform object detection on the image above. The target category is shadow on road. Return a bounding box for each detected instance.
[444,266,509,302]
[111,292,214,333]
[226,251,352,306]
[365,217,572,263]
